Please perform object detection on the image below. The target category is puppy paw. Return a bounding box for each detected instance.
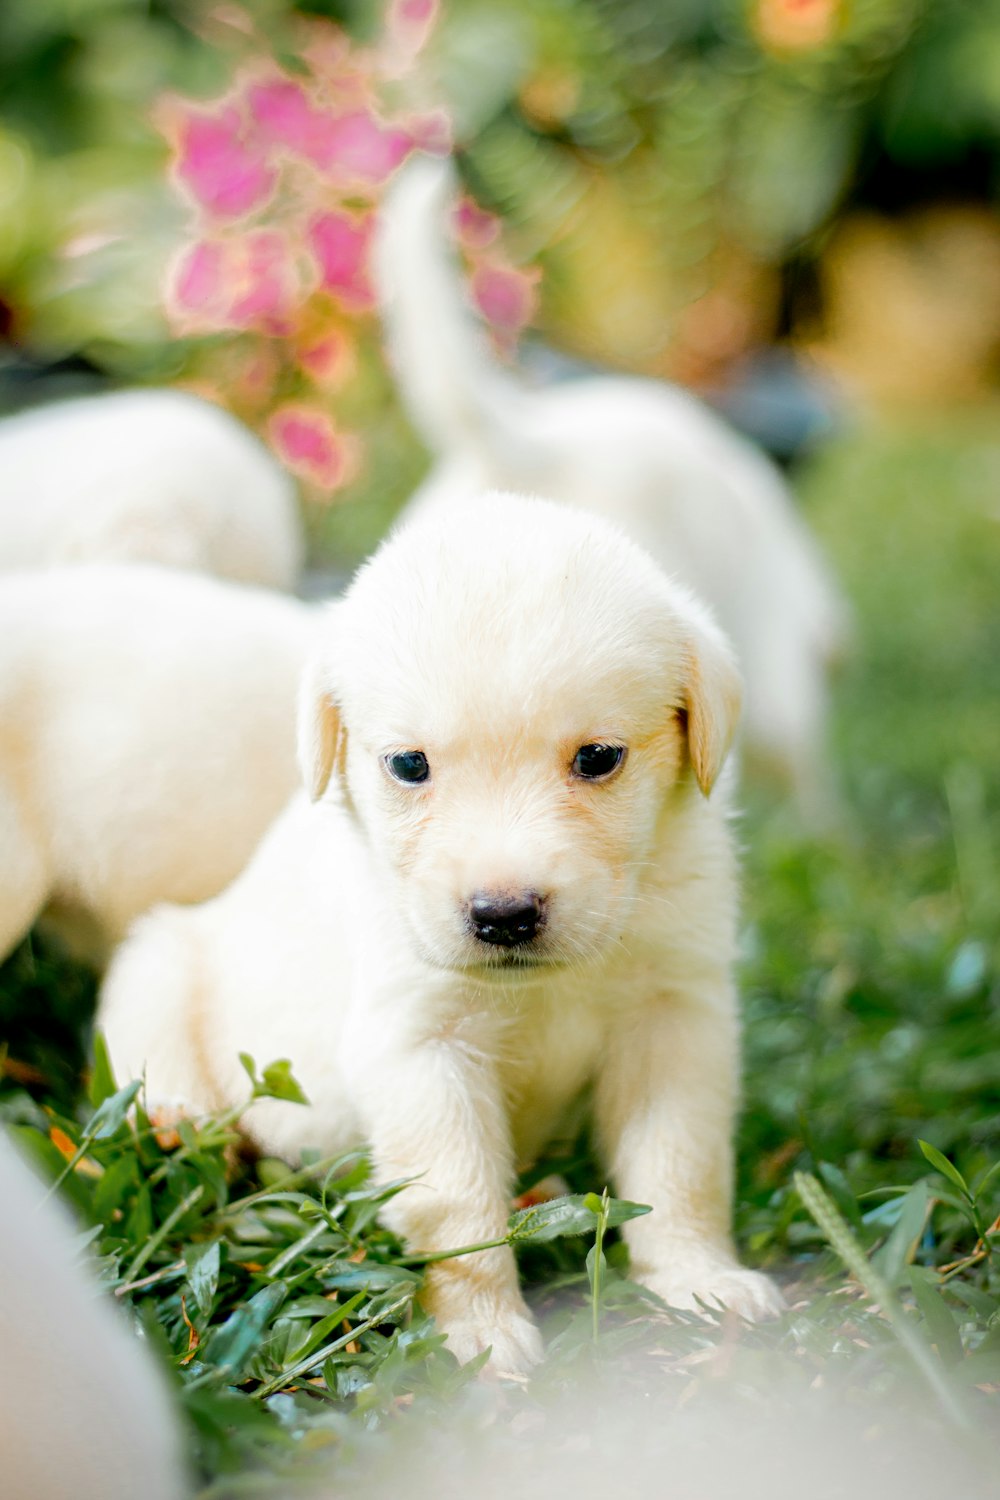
[641,1259,785,1323]
[443,1305,544,1377]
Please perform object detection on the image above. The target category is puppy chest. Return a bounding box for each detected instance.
[498,1000,606,1164]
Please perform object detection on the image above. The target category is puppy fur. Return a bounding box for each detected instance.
[0,388,303,589]
[375,157,849,819]
[99,492,782,1372]
[0,564,312,967]
[0,1130,186,1500]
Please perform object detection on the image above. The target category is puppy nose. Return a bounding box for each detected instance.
[468,891,544,948]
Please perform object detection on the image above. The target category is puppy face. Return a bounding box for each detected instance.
[300,493,740,977]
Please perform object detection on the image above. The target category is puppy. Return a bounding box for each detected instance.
[375,158,848,820]
[99,492,782,1373]
[0,1130,186,1500]
[0,564,312,967]
[0,388,303,589]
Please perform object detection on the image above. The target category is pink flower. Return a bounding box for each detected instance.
[310,108,412,185]
[297,328,355,388]
[308,211,374,308]
[407,109,453,155]
[453,196,500,251]
[382,0,440,75]
[470,259,540,337]
[173,104,275,219]
[166,230,300,334]
[267,404,358,491]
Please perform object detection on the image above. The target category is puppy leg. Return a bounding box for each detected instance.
[0,787,48,963]
[362,1036,542,1375]
[595,988,783,1321]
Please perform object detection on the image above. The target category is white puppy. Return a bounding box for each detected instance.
[375,158,848,818]
[0,564,312,967]
[0,388,303,589]
[100,492,781,1373]
[0,1131,186,1500]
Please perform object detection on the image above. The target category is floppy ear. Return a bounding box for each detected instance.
[297,650,345,802]
[680,615,743,797]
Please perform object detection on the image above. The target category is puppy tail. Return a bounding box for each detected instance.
[374,155,536,466]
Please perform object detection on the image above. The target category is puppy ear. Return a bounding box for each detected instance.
[680,614,742,797]
[297,650,345,802]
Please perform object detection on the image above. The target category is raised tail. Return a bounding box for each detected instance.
[373,155,527,459]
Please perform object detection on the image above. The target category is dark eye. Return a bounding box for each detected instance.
[385,750,430,784]
[572,743,625,780]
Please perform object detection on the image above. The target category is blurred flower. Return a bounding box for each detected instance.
[267,404,358,492]
[470,258,540,342]
[753,0,841,53]
[454,197,500,252]
[167,230,301,334]
[296,325,357,391]
[308,210,374,309]
[157,1,542,498]
[170,103,276,219]
[382,0,440,76]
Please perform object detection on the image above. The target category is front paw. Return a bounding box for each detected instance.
[441,1303,544,1376]
[640,1258,785,1322]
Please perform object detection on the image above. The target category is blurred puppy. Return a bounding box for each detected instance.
[0,1130,186,1500]
[0,388,303,590]
[99,492,782,1374]
[0,564,312,967]
[375,158,848,819]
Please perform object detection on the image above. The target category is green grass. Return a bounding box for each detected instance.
[1,411,999,1493]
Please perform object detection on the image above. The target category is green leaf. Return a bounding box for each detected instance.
[203,1284,288,1379]
[907,1266,963,1366]
[507,1193,651,1244]
[185,1240,222,1320]
[87,1032,119,1109]
[918,1140,971,1200]
[84,1079,142,1141]
[257,1059,309,1106]
[871,1180,931,1287]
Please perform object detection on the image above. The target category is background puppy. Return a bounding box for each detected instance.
[0,1130,186,1500]
[375,158,849,820]
[0,564,312,967]
[99,491,781,1374]
[0,388,303,590]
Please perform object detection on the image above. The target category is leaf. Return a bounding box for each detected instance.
[907,1266,963,1366]
[88,1032,119,1109]
[918,1141,971,1200]
[238,1053,259,1087]
[257,1059,309,1106]
[872,1180,931,1287]
[507,1193,651,1244]
[817,1160,864,1231]
[203,1283,288,1379]
[185,1240,222,1320]
[948,1283,997,1320]
[85,1079,142,1141]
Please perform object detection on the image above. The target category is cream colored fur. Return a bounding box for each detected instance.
[375,157,849,819]
[0,1130,185,1500]
[99,492,782,1373]
[0,564,313,966]
[0,388,303,589]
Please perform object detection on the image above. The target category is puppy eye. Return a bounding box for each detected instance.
[572,743,626,780]
[385,750,430,784]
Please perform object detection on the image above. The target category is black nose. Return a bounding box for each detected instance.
[468,891,544,948]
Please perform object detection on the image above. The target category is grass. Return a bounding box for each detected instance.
[1,409,999,1493]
